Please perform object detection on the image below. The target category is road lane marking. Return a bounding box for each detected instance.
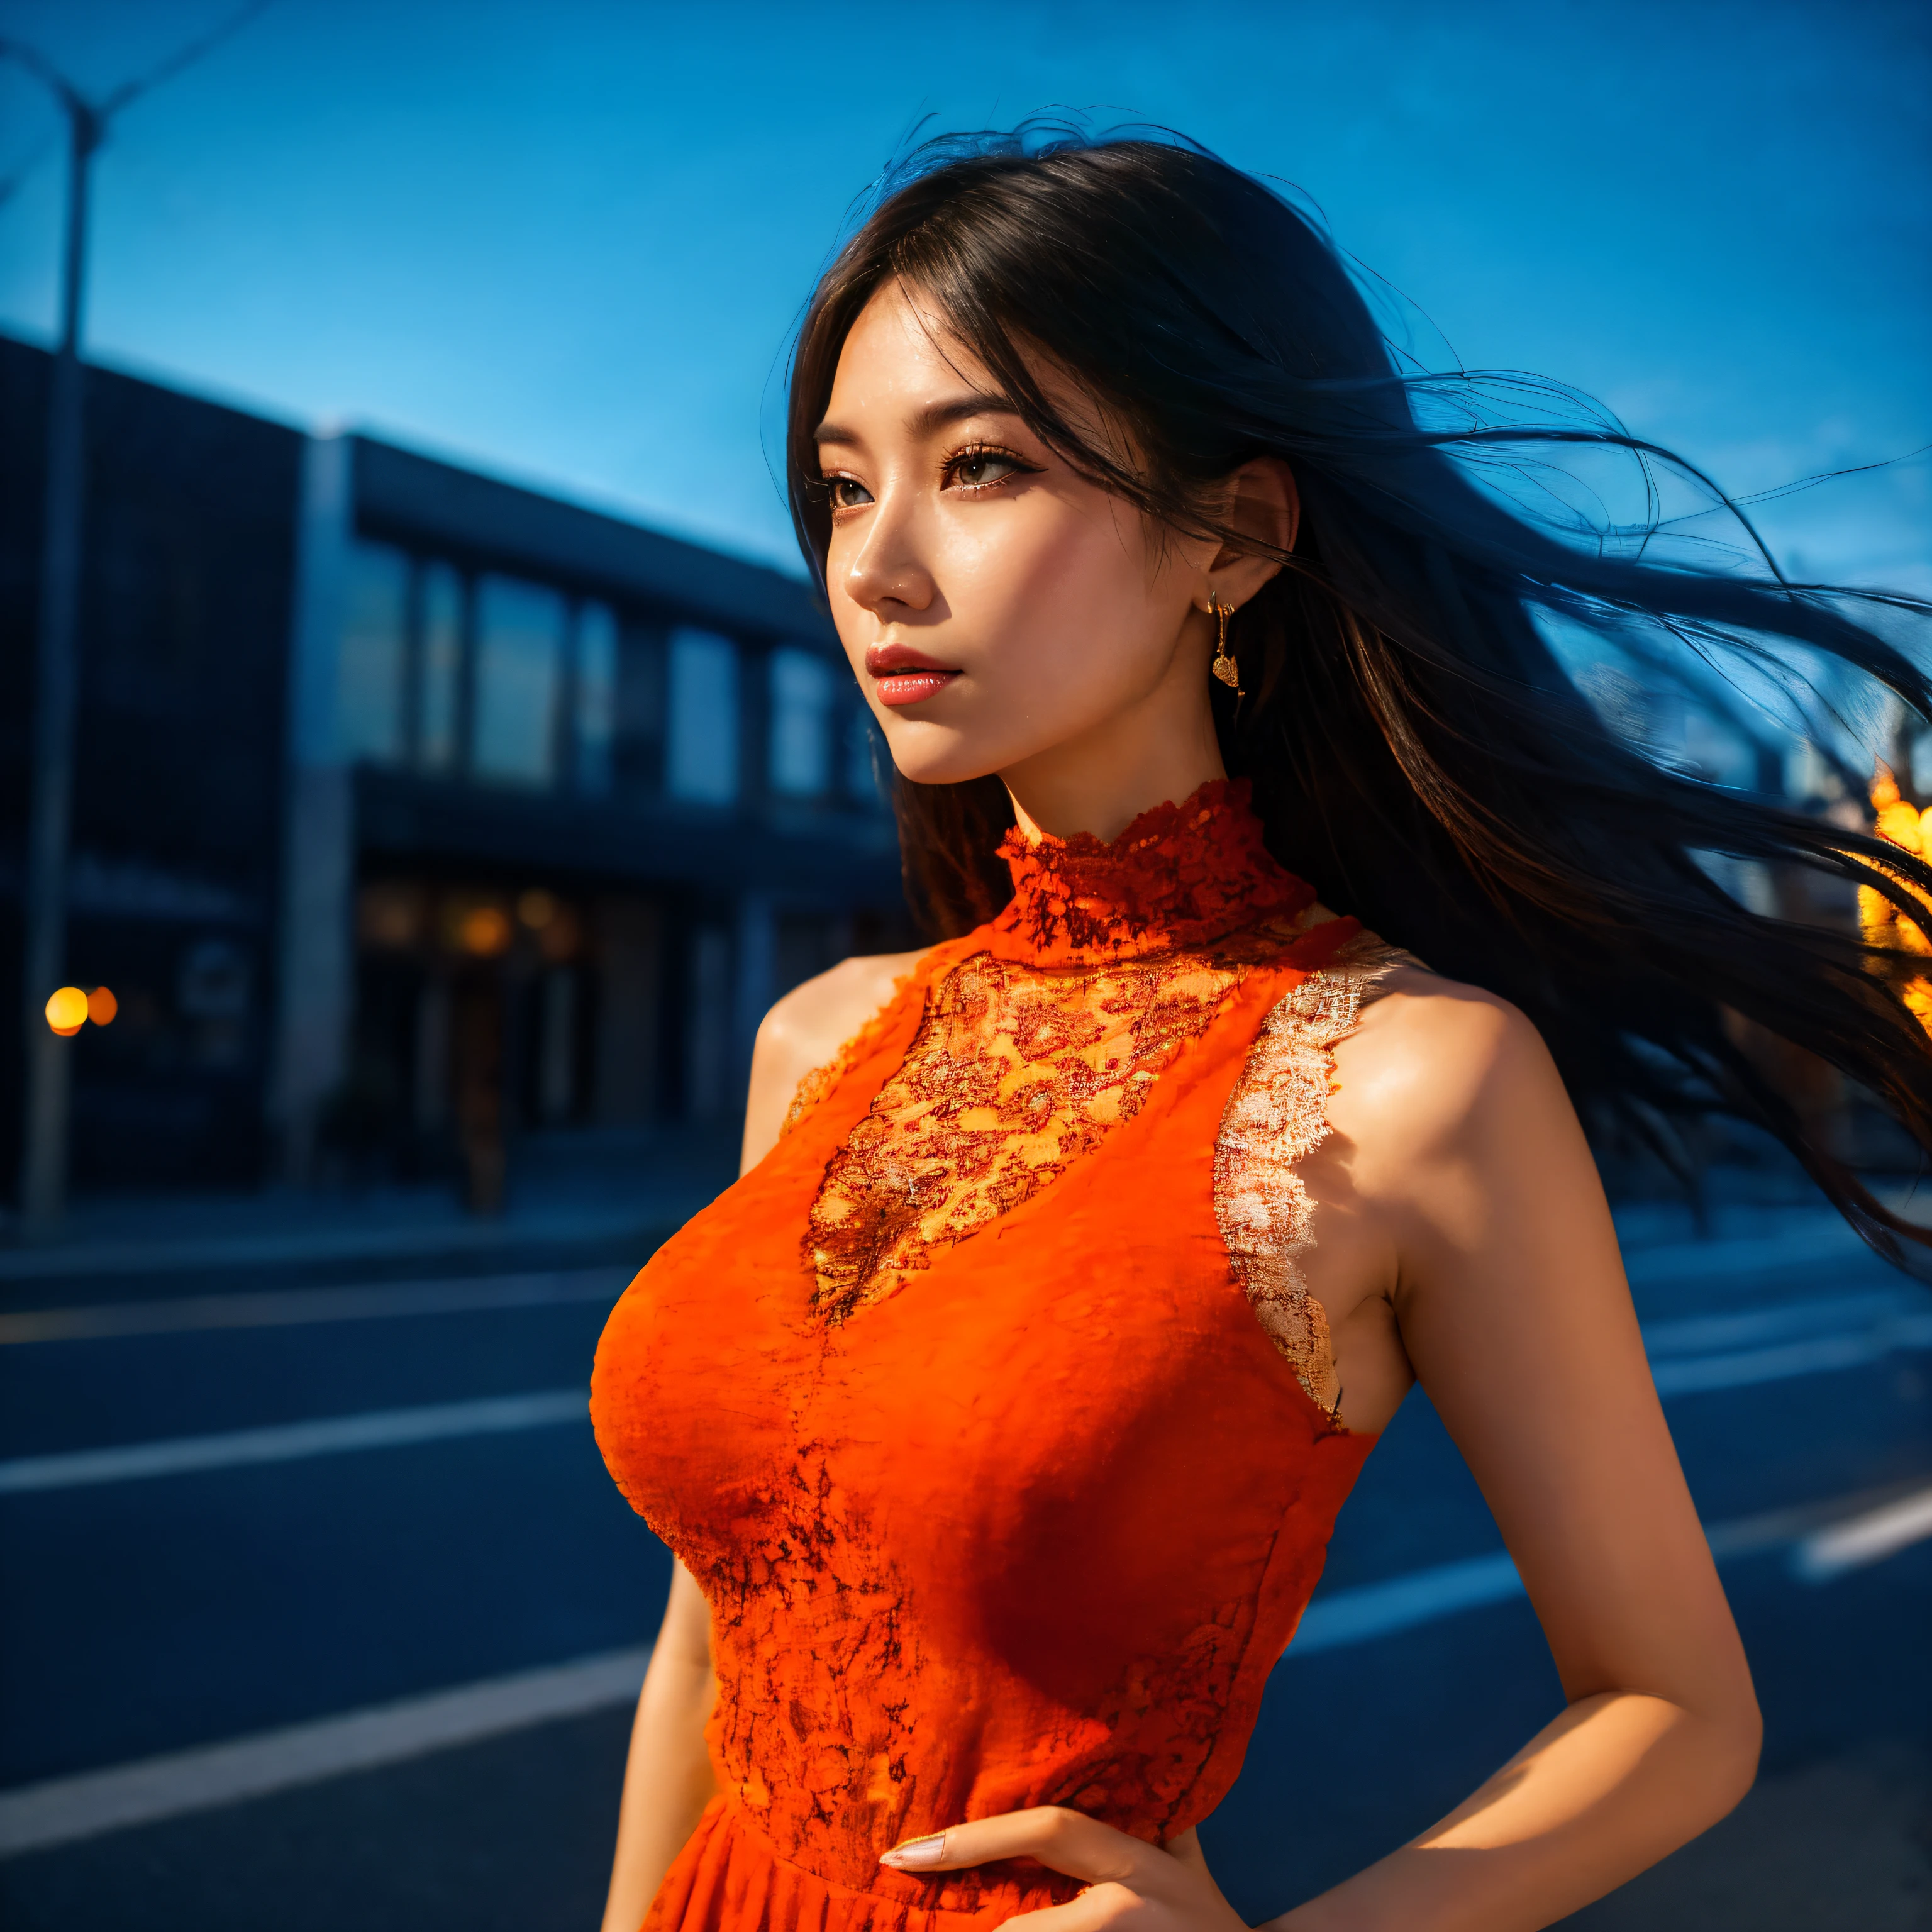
[1293,1478,1932,1653]
[0,1391,588,1494]
[1640,1289,1926,1357]
[1794,1482,1932,1580]
[6,1292,1930,1494]
[1621,1223,1870,1284]
[3,1477,1926,1856]
[1294,1552,1521,1650]
[0,1646,652,1858]
[0,1201,700,1284]
[0,1267,633,1345]
[1648,1312,1932,1394]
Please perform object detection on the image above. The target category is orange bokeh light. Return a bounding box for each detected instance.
[458,904,514,957]
[1864,762,1932,1035]
[45,986,88,1036]
[87,985,118,1026]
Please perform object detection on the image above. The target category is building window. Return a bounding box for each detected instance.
[473,574,565,786]
[769,647,836,797]
[575,601,618,794]
[613,619,665,792]
[667,628,740,804]
[338,538,409,762]
[418,560,464,772]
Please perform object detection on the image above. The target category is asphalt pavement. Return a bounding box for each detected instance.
[0,1169,1927,1931]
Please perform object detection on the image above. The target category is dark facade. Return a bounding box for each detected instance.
[1,338,302,1192]
[0,337,908,1203]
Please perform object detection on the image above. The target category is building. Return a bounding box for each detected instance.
[0,336,908,1203]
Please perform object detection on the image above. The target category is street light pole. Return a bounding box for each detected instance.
[4,5,269,1237]
[16,86,101,1238]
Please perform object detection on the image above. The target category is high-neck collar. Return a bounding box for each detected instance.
[985,777,1312,967]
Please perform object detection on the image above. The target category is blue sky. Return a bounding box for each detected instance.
[1,0,1926,589]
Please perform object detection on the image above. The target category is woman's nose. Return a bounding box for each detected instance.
[843,493,936,618]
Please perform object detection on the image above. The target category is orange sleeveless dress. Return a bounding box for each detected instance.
[591,781,1387,1932]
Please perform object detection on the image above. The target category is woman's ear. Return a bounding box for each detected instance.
[1208,458,1299,607]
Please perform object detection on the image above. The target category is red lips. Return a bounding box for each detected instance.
[865,641,962,708]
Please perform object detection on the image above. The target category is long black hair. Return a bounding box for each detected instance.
[784,123,1932,1262]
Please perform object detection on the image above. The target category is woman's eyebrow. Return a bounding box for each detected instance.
[814,392,1023,447]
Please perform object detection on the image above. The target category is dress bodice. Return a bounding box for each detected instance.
[590,780,1388,1932]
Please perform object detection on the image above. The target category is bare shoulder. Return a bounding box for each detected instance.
[757,950,928,1085]
[740,948,929,1174]
[1328,962,1571,1175]
[1318,959,1609,1347]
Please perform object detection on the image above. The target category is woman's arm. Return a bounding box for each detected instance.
[599,1562,719,1932]
[1280,980,1762,1926]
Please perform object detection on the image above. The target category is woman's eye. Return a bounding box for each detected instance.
[826,476,874,511]
[945,449,1030,491]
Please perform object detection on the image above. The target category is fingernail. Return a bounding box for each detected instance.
[879,1831,947,1869]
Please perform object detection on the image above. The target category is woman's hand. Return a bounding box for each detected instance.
[880,1808,1250,1932]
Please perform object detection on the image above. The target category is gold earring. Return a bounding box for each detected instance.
[1208,592,1244,696]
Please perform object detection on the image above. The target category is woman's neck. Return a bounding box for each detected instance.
[999,680,1226,845]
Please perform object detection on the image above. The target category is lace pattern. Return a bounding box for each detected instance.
[987,780,1309,966]
[804,945,1258,1326]
[1213,937,1412,1421]
[783,783,1413,1379]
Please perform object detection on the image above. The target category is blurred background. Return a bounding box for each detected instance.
[0,2,1926,1926]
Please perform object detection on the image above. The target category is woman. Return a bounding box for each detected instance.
[591,130,1932,1931]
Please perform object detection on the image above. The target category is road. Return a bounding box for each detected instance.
[0,1193,1927,1931]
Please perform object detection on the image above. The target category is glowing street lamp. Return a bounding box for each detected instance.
[43,987,88,1037]
[42,985,116,1038]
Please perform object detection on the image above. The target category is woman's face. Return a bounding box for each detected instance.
[815,282,1223,811]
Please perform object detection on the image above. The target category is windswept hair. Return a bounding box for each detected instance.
[784,123,1932,1262]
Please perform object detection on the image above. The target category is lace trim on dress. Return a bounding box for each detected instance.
[1213,935,1414,1426]
[987,779,1310,967]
